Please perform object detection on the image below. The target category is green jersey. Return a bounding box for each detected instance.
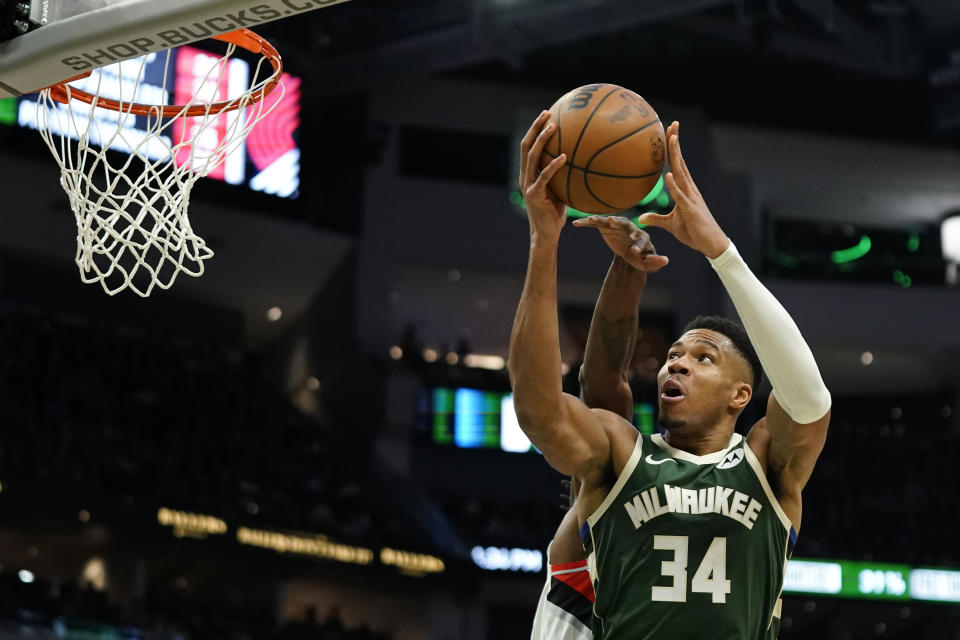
[583,432,796,640]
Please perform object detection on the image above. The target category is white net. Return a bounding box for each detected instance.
[35,37,284,296]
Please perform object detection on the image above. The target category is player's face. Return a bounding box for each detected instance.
[656,329,747,431]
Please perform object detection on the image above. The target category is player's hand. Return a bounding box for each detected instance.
[572,215,669,273]
[519,111,568,242]
[635,122,730,259]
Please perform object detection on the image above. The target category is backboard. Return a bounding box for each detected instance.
[0,0,351,99]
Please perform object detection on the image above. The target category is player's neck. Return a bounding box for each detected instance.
[663,427,735,456]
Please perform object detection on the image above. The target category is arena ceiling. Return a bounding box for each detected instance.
[270,0,954,74]
[260,0,960,142]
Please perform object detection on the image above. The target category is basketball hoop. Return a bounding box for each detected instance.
[35,29,284,297]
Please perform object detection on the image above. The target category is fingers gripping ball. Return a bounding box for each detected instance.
[540,84,665,214]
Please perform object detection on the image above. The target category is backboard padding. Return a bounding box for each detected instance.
[0,0,351,99]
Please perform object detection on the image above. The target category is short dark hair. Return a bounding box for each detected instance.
[682,315,764,389]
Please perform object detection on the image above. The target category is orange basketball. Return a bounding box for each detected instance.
[540,84,665,214]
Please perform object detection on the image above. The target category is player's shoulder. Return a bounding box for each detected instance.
[590,408,640,448]
[746,418,772,471]
[746,416,770,445]
[590,408,640,475]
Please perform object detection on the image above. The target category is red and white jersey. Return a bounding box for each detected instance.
[530,555,596,640]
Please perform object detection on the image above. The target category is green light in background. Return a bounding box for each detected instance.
[633,403,656,434]
[776,254,799,268]
[831,236,872,264]
[512,190,647,227]
[655,190,670,208]
[785,558,960,602]
[481,391,501,449]
[784,559,910,600]
[639,175,665,206]
[892,270,913,288]
[509,191,589,219]
[844,561,910,601]
[0,98,16,126]
[432,388,454,445]
[907,234,920,252]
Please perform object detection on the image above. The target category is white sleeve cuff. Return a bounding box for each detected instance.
[709,241,831,424]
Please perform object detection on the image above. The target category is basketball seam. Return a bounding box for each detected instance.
[583,118,663,174]
[583,118,663,211]
[565,85,621,211]
[543,150,662,179]
[582,176,618,212]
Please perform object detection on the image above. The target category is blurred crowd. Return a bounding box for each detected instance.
[0,308,408,636]
[432,490,561,548]
[0,310,379,543]
[0,573,390,639]
[798,397,959,567]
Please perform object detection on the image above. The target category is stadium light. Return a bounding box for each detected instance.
[463,354,506,370]
[943,215,960,262]
[943,213,960,285]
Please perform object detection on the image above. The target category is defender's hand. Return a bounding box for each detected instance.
[572,215,669,273]
[635,122,730,260]
[519,111,568,242]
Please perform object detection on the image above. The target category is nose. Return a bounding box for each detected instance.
[667,358,689,376]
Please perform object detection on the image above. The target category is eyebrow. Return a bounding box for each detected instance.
[670,338,723,352]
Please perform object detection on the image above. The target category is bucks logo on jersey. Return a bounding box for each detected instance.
[582,433,797,640]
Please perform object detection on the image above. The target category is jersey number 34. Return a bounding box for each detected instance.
[652,535,730,604]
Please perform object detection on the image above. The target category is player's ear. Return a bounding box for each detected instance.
[730,382,752,411]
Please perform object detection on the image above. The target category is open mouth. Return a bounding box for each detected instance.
[661,379,686,403]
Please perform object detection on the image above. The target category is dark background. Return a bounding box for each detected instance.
[1,0,960,638]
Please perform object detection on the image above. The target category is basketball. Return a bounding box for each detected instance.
[540,83,665,214]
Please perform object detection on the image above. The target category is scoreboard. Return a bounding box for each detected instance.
[416,386,656,454]
[785,559,960,602]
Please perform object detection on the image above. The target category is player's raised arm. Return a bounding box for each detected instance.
[508,112,620,477]
[638,122,831,513]
[571,217,668,419]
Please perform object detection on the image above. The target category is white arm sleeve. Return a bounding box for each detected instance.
[708,242,831,424]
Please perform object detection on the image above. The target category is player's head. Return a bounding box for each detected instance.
[656,315,763,432]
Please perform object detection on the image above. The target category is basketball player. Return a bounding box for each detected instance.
[530,484,595,640]
[531,217,655,639]
[510,113,831,639]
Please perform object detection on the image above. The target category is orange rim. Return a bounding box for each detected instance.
[44,29,282,117]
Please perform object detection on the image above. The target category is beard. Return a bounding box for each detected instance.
[659,416,686,430]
